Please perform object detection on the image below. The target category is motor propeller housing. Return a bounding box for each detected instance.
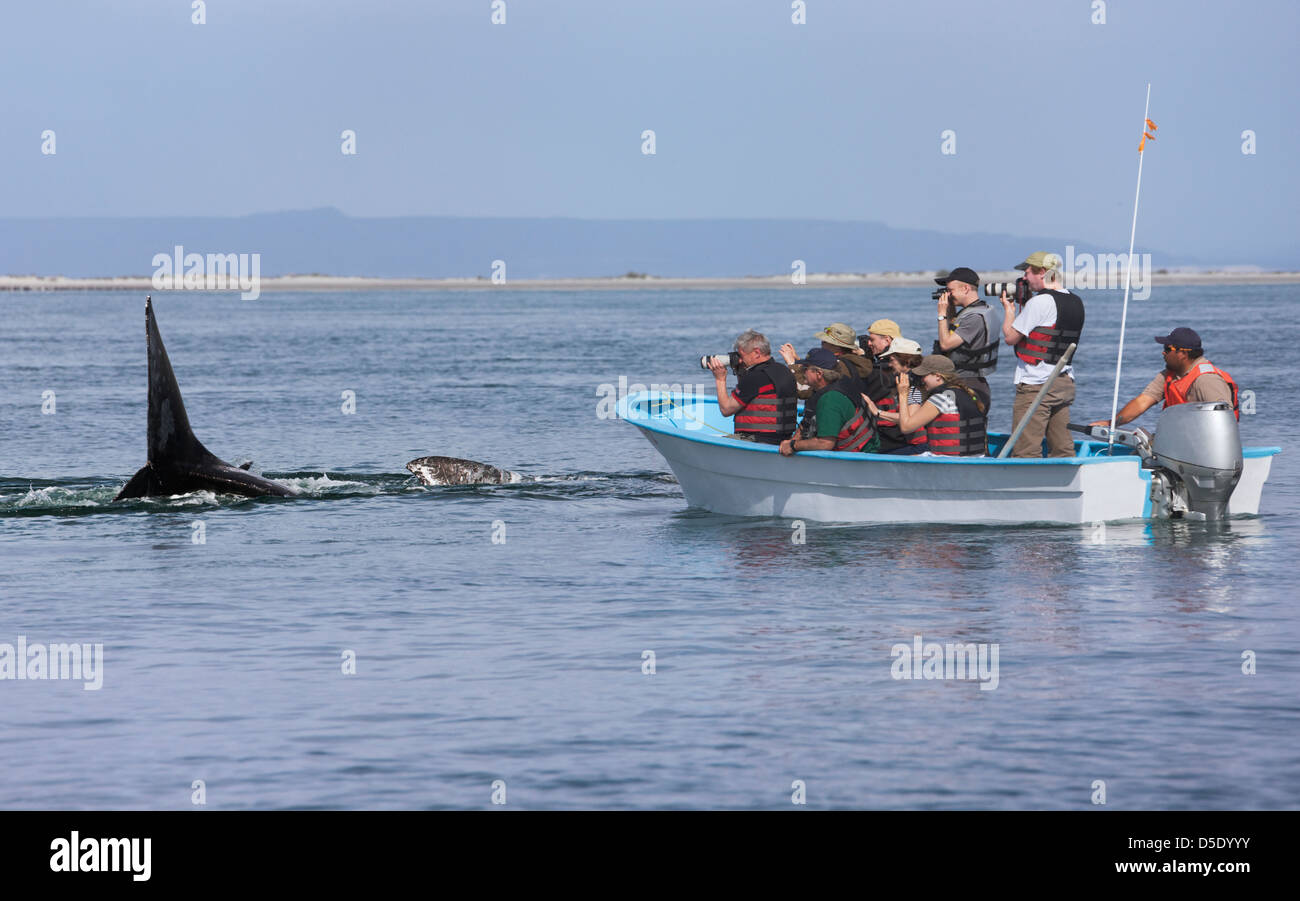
[1148,402,1242,520]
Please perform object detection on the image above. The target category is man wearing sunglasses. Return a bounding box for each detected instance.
[1088,327,1239,427]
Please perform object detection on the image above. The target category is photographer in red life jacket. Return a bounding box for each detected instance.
[1000,251,1084,457]
[1089,327,1239,427]
[709,329,798,445]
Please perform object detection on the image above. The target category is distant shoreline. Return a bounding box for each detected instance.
[3,271,1299,292]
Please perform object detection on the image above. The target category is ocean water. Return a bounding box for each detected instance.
[1,286,1296,809]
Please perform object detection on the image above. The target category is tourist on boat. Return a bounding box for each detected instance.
[890,355,988,456]
[932,266,999,411]
[857,318,901,399]
[1088,327,1239,427]
[1000,251,1084,457]
[778,322,871,400]
[861,337,929,454]
[708,329,798,445]
[779,349,877,455]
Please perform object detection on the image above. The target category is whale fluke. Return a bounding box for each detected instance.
[406,456,521,486]
[114,298,296,500]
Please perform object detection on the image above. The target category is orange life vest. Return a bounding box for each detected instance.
[1162,361,1239,420]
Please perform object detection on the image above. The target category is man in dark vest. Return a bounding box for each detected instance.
[933,266,999,412]
[709,329,798,445]
[1000,251,1085,457]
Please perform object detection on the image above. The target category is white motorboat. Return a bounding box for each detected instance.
[617,390,1278,524]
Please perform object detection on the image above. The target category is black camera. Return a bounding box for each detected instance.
[931,288,947,301]
[700,352,742,372]
[985,278,1031,305]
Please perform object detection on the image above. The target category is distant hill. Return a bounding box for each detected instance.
[0,208,1223,279]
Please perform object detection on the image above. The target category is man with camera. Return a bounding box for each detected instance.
[779,348,877,456]
[932,266,999,411]
[1000,251,1085,457]
[708,329,798,445]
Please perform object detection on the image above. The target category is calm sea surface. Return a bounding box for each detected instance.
[2,286,1296,809]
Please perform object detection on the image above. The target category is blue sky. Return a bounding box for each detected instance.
[2,0,1296,262]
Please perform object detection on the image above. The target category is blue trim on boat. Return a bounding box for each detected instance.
[617,391,1283,466]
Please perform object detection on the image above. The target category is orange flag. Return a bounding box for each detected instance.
[1139,118,1158,152]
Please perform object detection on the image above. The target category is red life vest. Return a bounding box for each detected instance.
[1015,290,1085,365]
[924,388,988,456]
[800,382,876,451]
[874,391,928,448]
[832,406,875,452]
[733,359,798,437]
[1162,361,1239,420]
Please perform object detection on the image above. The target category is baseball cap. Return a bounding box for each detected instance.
[866,319,902,339]
[935,267,980,288]
[879,337,923,358]
[1154,327,1202,350]
[1015,252,1063,272]
[911,355,957,378]
[795,348,839,370]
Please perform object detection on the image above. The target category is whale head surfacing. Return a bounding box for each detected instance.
[405,456,521,486]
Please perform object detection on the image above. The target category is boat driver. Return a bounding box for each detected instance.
[1089,327,1239,427]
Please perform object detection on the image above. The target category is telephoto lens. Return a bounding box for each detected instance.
[985,278,1032,304]
[699,352,742,371]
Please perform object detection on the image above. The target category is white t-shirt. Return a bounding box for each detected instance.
[1011,292,1076,385]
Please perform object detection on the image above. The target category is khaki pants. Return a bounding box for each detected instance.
[1011,378,1076,458]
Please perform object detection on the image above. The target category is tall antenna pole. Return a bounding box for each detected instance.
[1108,83,1153,453]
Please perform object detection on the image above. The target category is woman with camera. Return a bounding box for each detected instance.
[886,355,989,456]
[862,338,930,455]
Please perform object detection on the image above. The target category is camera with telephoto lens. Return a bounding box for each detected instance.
[985,278,1031,305]
[700,352,742,373]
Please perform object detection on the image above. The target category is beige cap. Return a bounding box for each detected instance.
[911,354,957,377]
[880,337,923,358]
[1015,251,1063,272]
[814,322,858,350]
[867,319,902,339]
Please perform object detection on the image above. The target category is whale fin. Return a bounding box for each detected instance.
[143,296,221,468]
[115,298,295,500]
[406,456,521,486]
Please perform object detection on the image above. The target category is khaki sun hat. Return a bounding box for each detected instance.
[813,322,858,350]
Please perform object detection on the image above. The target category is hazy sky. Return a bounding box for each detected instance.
[2,0,1296,262]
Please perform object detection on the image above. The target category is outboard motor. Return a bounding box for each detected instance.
[1148,402,1242,520]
